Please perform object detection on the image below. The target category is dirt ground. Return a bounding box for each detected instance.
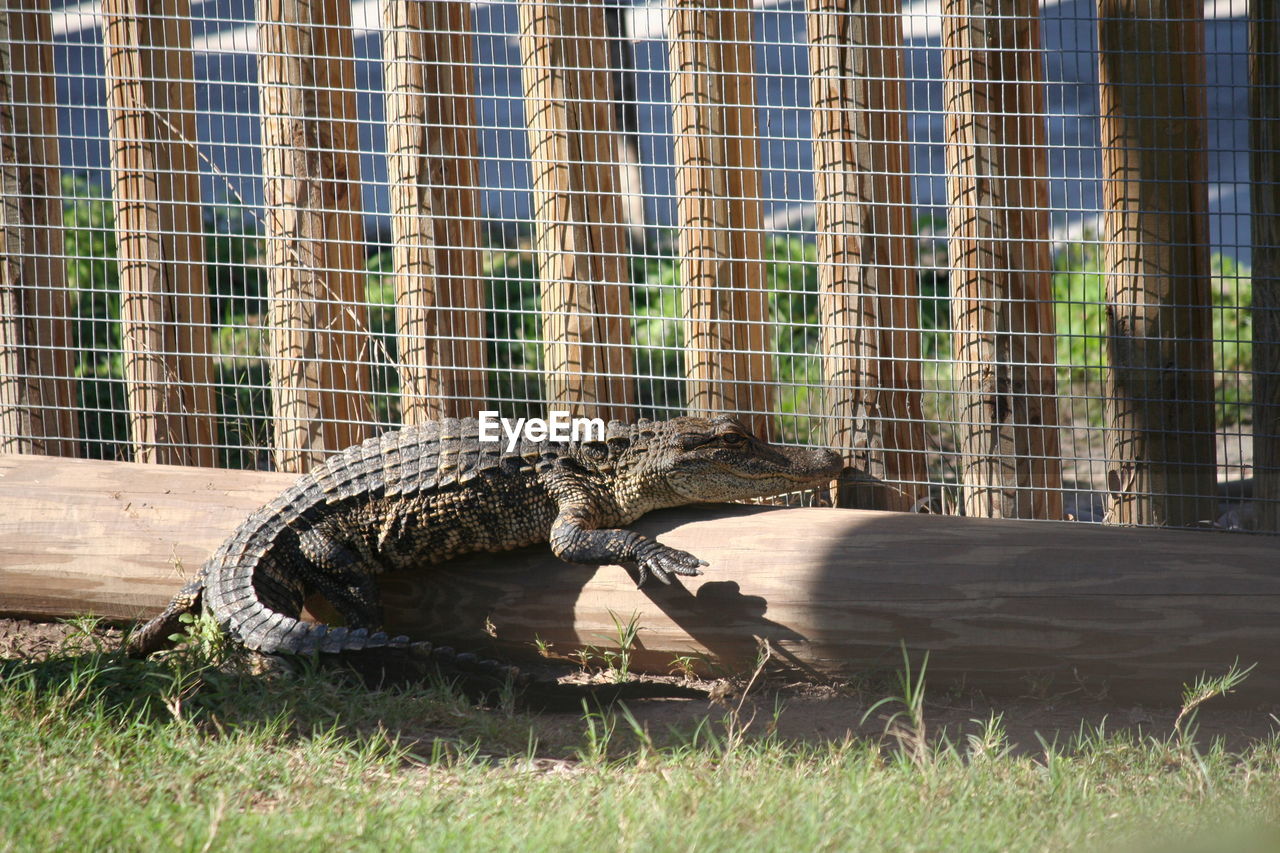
[3,617,1276,754]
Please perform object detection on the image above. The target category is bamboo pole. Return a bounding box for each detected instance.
[259,0,372,472]
[102,0,218,467]
[5,452,1280,703]
[1096,0,1216,526]
[518,0,635,422]
[0,0,78,458]
[667,0,773,440]
[805,0,927,511]
[1251,5,1280,533]
[941,0,1062,519]
[382,0,487,424]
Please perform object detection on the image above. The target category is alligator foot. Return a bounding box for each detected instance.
[633,541,708,586]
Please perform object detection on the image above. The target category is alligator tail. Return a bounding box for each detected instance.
[124,573,207,658]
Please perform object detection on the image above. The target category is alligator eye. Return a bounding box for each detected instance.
[721,432,744,446]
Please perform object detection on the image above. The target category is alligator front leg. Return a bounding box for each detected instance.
[548,507,707,585]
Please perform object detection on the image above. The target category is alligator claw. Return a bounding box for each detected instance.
[635,543,705,586]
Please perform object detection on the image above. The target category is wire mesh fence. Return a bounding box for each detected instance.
[0,0,1268,530]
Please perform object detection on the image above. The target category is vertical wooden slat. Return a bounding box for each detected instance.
[259,0,372,472]
[604,6,648,245]
[941,0,1062,519]
[102,0,218,467]
[861,3,929,512]
[806,0,877,490]
[518,0,635,422]
[0,0,78,457]
[805,0,927,511]
[668,0,772,439]
[382,0,487,424]
[1251,5,1280,533]
[1097,0,1216,526]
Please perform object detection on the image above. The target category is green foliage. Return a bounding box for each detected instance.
[1049,244,1253,426]
[204,204,268,321]
[1051,241,1109,385]
[1210,254,1254,426]
[482,246,546,420]
[571,610,645,683]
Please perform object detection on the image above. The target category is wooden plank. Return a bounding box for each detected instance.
[941,0,1063,519]
[804,0,928,511]
[1251,5,1280,532]
[0,0,79,458]
[667,0,773,439]
[382,0,488,424]
[517,0,635,422]
[102,0,218,467]
[3,452,1280,703]
[1096,0,1216,526]
[258,0,372,472]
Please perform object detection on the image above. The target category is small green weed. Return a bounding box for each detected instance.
[572,610,644,684]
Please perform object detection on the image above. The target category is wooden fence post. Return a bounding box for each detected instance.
[805,0,928,511]
[259,0,372,472]
[1097,0,1216,526]
[941,0,1063,519]
[1251,4,1280,533]
[668,0,773,439]
[0,0,78,458]
[382,0,487,424]
[102,0,218,468]
[518,0,635,421]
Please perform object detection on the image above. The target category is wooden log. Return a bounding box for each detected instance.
[382,0,488,424]
[804,0,928,511]
[667,0,773,439]
[518,0,636,422]
[102,0,219,467]
[259,0,372,472]
[2,452,1279,703]
[941,0,1063,520]
[1096,0,1216,526]
[0,0,79,458]
[1251,5,1280,533]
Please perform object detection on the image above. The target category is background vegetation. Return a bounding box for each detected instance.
[62,178,1253,469]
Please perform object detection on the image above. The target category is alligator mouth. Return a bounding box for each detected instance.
[710,463,840,483]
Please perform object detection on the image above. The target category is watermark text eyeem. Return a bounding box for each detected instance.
[478,410,606,453]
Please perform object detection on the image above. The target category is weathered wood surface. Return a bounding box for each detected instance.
[258,0,372,472]
[0,0,79,458]
[102,0,218,467]
[805,0,928,512]
[667,0,773,440]
[942,0,1062,520]
[1096,0,1216,526]
[518,0,635,421]
[1251,4,1280,533]
[2,453,1279,702]
[382,0,488,424]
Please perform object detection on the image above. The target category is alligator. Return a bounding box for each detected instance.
[126,414,842,676]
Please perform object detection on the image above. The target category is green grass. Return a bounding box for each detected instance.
[2,624,1279,852]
